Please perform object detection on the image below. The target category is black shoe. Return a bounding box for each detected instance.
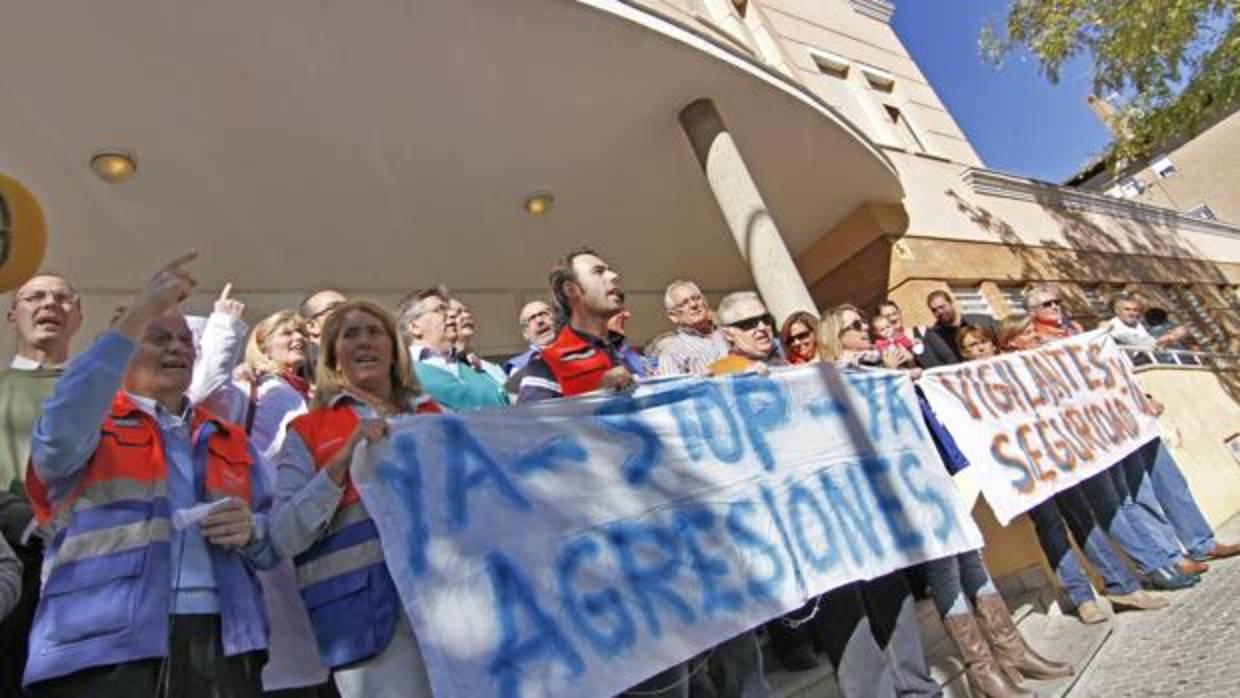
[776,643,820,672]
[1142,566,1198,591]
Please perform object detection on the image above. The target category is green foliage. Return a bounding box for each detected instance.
[982,0,1240,164]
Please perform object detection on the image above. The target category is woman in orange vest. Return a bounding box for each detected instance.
[270,300,440,698]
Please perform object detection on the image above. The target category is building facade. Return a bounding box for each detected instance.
[2,0,1239,579]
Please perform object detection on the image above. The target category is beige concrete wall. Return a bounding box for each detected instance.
[1100,110,1240,225]
[890,152,1240,265]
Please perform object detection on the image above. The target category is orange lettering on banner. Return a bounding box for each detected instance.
[1087,343,1116,389]
[979,364,1014,414]
[1015,423,1053,482]
[1110,397,1140,437]
[1048,414,1092,463]
[995,360,1031,411]
[991,434,1036,494]
[1021,357,1061,406]
[1035,420,1077,473]
[1044,348,1082,392]
[963,366,1000,419]
[1065,345,1101,391]
[1017,355,1051,408]
[1064,407,1106,455]
[939,369,983,420]
[1030,354,1070,404]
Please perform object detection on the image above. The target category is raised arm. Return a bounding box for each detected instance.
[189,283,248,406]
[31,253,198,489]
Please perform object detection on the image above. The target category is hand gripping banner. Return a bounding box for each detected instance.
[919,329,1161,525]
[353,364,983,698]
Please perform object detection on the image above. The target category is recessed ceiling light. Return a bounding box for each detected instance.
[524,191,554,216]
[90,151,137,183]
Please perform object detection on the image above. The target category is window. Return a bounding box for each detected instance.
[862,68,895,93]
[1118,177,1145,198]
[1151,156,1177,179]
[809,49,850,80]
[1080,285,1112,317]
[997,286,1027,318]
[884,105,925,153]
[1186,203,1216,221]
[949,285,995,318]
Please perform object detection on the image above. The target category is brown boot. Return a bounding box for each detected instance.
[974,593,1074,683]
[942,614,1033,698]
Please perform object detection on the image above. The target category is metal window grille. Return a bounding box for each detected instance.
[949,285,994,318]
[997,286,1027,318]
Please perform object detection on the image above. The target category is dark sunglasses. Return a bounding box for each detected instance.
[1039,299,1062,309]
[838,319,865,337]
[729,314,774,331]
[789,330,814,343]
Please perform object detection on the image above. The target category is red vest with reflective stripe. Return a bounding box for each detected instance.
[285,395,440,669]
[540,326,618,397]
[27,393,253,529]
[22,392,265,687]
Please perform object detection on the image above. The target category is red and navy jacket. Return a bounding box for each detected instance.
[516,325,639,402]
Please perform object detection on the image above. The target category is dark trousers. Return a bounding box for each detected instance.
[30,614,265,698]
[0,537,41,697]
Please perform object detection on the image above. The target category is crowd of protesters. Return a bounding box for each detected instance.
[1,247,1236,698]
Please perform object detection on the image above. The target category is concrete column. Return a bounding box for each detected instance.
[679,98,818,323]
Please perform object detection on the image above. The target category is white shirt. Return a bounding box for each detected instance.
[1105,317,1158,350]
[10,355,64,370]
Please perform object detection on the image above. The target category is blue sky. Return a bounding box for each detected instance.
[891,1,1112,183]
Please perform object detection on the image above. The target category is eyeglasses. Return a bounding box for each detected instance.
[17,290,78,307]
[1038,299,1062,309]
[789,330,814,344]
[728,314,773,331]
[522,310,553,326]
[672,293,705,311]
[838,319,865,337]
[309,301,344,322]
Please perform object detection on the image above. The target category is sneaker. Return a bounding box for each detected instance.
[1108,590,1169,611]
[1142,566,1198,591]
[1076,600,1109,624]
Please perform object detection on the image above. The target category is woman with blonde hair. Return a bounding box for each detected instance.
[995,315,1039,353]
[818,304,912,368]
[272,301,439,698]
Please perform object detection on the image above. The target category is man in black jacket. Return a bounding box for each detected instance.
[915,290,996,368]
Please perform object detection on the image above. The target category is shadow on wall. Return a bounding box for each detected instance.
[943,186,1240,404]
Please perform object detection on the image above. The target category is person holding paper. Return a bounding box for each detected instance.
[23,254,279,697]
[271,300,440,698]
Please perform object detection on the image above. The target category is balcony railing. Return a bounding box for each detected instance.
[1121,346,1240,372]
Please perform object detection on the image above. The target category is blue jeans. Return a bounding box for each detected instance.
[923,551,997,618]
[1048,487,1142,595]
[1122,439,1216,558]
[1078,461,1179,574]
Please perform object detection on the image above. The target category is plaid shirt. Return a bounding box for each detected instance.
[653,326,729,377]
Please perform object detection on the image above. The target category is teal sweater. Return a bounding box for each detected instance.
[414,361,509,412]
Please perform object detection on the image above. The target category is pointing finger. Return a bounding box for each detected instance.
[219,283,233,301]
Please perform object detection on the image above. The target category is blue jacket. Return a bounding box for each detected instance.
[24,332,276,686]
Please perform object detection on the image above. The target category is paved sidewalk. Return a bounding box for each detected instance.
[1070,515,1240,697]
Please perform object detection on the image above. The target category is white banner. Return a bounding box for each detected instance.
[354,364,983,698]
[919,329,1161,525]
